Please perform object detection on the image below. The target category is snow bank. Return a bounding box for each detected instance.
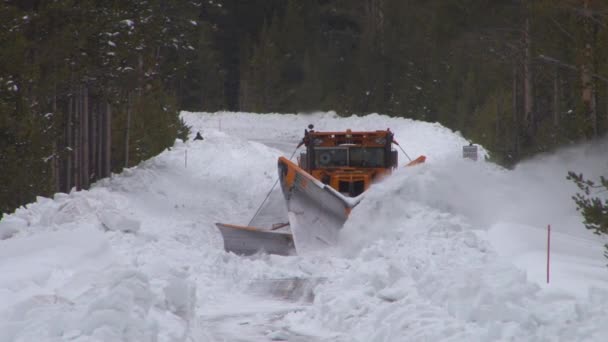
[180,110,485,161]
[0,146,214,341]
[0,217,20,239]
[1,111,606,341]
[99,209,140,233]
[0,227,164,342]
[181,112,608,340]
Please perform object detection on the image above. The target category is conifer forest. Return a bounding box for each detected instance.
[1,0,607,215]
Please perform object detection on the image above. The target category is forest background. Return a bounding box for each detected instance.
[1,0,607,216]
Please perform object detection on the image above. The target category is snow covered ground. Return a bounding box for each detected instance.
[1,110,607,341]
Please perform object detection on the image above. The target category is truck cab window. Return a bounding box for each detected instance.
[314,148,348,167]
[349,147,385,167]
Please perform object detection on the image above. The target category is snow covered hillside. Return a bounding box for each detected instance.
[1,111,607,341]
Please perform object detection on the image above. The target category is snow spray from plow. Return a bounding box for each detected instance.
[216,125,426,255]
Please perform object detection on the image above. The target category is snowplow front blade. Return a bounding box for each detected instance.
[215,223,294,256]
[278,157,358,253]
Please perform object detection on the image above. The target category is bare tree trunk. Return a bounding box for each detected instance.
[523,18,534,136]
[581,43,596,135]
[104,102,112,177]
[581,0,597,137]
[138,54,144,96]
[553,68,560,126]
[101,101,107,178]
[367,0,385,53]
[91,100,98,182]
[495,94,500,146]
[52,91,60,192]
[74,86,81,191]
[239,79,248,111]
[512,63,519,158]
[97,102,103,179]
[125,93,132,168]
[82,86,89,188]
[592,91,597,136]
[66,95,73,192]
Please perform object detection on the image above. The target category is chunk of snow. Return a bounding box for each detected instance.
[163,274,196,320]
[98,210,140,233]
[0,218,20,240]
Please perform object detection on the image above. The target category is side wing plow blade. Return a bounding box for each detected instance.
[405,155,426,167]
[215,223,294,256]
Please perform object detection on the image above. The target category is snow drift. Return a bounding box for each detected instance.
[0,111,606,341]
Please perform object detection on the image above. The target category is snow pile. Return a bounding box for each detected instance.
[99,209,140,233]
[300,189,608,340]
[0,111,606,341]
[0,190,200,341]
[0,121,300,341]
[0,217,19,240]
[293,135,608,340]
[180,110,486,163]
[0,227,155,342]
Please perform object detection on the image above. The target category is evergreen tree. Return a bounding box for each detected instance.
[0,1,192,215]
[567,171,608,262]
[3,0,608,216]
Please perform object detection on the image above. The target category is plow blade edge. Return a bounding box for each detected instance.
[278,157,359,253]
[215,223,294,256]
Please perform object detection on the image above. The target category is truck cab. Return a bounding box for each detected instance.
[297,128,398,197]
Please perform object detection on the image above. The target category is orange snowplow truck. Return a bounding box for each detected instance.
[216,126,426,255]
[287,127,424,197]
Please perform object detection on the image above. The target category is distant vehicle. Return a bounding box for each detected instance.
[216,126,426,255]
[463,143,478,161]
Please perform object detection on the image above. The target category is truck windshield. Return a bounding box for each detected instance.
[313,147,385,168]
[349,147,385,167]
[314,148,348,167]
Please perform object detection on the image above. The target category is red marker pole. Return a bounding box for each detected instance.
[547,224,551,284]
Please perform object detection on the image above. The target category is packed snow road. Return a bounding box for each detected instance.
[0,111,607,341]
